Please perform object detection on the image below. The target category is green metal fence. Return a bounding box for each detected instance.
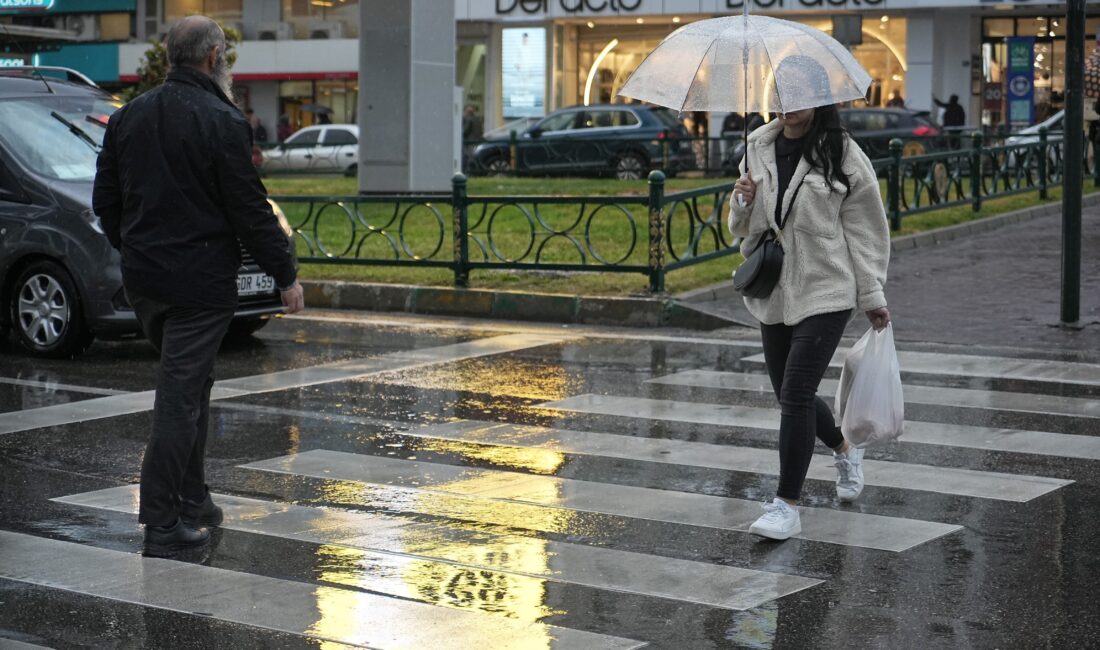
[271,133,1098,293]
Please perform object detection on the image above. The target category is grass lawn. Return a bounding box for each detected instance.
[264,174,1099,296]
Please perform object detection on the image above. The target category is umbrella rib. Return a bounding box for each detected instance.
[679,37,721,113]
[795,23,870,97]
[753,28,783,115]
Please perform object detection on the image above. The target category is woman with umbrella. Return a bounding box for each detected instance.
[621,13,892,542]
[729,55,890,540]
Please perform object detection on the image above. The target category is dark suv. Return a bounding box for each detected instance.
[470,104,695,180]
[840,108,943,158]
[0,70,293,358]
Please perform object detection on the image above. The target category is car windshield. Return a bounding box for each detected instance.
[0,94,120,182]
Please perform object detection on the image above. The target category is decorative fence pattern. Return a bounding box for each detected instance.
[272,132,1098,292]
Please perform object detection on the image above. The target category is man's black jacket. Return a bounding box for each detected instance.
[93,67,296,309]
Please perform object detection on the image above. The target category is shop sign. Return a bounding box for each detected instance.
[725,0,884,8]
[1005,37,1034,127]
[0,0,54,9]
[496,0,641,14]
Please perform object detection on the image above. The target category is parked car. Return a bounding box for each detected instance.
[470,104,695,180]
[0,70,295,357]
[840,108,943,158]
[262,124,359,176]
[1005,109,1066,147]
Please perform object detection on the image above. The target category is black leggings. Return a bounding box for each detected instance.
[760,310,851,501]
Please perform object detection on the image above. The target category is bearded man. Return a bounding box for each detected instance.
[93,15,304,557]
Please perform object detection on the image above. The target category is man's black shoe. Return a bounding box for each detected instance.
[143,519,210,558]
[180,491,223,527]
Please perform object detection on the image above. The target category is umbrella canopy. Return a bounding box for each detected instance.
[298,104,334,114]
[619,14,871,114]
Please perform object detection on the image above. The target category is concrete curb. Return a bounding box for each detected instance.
[303,193,1098,332]
[301,281,737,331]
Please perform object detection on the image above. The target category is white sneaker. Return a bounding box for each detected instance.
[834,445,866,502]
[748,498,801,540]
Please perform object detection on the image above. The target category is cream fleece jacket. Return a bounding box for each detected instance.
[728,119,890,326]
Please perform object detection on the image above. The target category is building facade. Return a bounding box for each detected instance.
[2,0,1097,138]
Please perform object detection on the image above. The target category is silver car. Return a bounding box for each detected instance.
[262,124,359,176]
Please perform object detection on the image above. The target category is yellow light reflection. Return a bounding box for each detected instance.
[373,358,578,402]
[416,438,566,475]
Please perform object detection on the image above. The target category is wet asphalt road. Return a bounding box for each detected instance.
[1,311,1098,649]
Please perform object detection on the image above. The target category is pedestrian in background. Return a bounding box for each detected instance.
[245,107,268,143]
[729,56,891,541]
[277,114,293,142]
[934,94,966,149]
[93,15,304,558]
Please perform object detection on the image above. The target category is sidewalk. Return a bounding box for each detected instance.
[685,201,1100,360]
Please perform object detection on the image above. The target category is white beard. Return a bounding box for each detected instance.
[213,54,234,102]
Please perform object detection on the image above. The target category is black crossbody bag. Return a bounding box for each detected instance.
[733,179,804,299]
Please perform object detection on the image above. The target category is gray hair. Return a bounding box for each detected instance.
[165,16,225,70]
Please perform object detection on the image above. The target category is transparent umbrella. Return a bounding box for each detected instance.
[618,10,871,115]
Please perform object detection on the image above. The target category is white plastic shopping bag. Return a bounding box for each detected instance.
[834,324,904,448]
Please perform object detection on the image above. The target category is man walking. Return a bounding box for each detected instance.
[93,15,304,557]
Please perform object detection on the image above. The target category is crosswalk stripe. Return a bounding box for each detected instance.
[540,394,1100,462]
[406,420,1070,503]
[647,370,1100,420]
[742,350,1100,387]
[54,484,821,612]
[0,333,569,437]
[242,450,962,553]
[0,639,52,650]
[0,530,643,650]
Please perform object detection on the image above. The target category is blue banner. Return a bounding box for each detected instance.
[1005,37,1035,128]
[0,0,53,9]
[0,0,134,13]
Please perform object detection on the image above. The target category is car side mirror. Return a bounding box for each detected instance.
[528,127,543,139]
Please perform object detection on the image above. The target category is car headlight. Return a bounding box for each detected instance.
[81,209,105,235]
[267,199,294,238]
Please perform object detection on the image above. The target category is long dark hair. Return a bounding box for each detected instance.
[800,104,850,196]
[775,55,851,195]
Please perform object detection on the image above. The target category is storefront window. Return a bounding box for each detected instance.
[983,18,1014,39]
[164,0,242,22]
[282,0,359,39]
[981,14,1100,130]
[276,79,357,137]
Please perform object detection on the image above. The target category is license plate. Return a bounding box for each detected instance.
[237,272,275,296]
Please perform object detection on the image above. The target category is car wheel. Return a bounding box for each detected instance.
[10,260,93,358]
[226,317,271,338]
[345,163,358,178]
[486,157,512,176]
[902,141,927,157]
[614,153,647,181]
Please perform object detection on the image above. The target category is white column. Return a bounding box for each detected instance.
[359,0,456,193]
[905,12,935,112]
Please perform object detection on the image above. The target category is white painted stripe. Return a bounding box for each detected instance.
[541,394,1100,462]
[0,333,569,436]
[0,530,643,650]
[406,421,1070,503]
[0,639,52,650]
[242,450,962,553]
[742,350,1100,387]
[0,376,124,396]
[648,370,1100,420]
[55,484,820,611]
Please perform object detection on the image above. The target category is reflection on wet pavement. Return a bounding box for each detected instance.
[3,314,1100,648]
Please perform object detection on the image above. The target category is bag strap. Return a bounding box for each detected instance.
[774,176,805,232]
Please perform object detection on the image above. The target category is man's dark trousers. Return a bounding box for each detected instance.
[130,293,234,527]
